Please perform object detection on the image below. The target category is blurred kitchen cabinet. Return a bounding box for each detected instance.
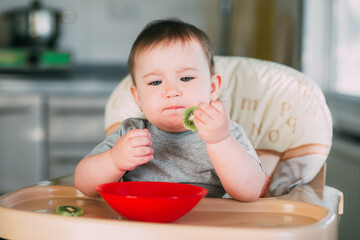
[0,94,47,194]
[228,0,302,70]
[47,95,108,179]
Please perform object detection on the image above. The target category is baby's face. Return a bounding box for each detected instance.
[131,39,219,132]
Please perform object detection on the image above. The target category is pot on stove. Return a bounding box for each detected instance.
[2,0,73,49]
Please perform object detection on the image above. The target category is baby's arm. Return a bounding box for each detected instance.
[74,129,153,197]
[194,101,265,201]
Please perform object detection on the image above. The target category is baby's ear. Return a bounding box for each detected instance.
[210,74,222,100]
[130,84,141,107]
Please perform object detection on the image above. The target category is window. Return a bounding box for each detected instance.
[332,0,360,96]
[302,0,360,136]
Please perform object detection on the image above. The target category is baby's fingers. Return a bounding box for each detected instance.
[129,135,152,148]
[127,155,153,171]
[132,147,153,168]
[133,146,153,157]
[124,129,152,147]
[197,102,219,116]
[126,129,151,139]
[210,100,226,113]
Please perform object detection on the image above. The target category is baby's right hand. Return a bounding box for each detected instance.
[111,129,153,172]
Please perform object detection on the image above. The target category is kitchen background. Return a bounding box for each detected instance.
[0,0,359,239]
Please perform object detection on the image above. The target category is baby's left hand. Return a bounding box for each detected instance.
[193,100,231,144]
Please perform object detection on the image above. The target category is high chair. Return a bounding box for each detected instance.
[105,56,332,197]
[0,56,344,240]
[104,56,344,237]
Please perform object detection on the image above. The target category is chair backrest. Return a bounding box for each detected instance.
[105,56,332,196]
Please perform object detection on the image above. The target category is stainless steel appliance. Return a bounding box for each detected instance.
[0,94,48,194]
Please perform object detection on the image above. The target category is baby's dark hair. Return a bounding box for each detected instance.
[128,19,215,83]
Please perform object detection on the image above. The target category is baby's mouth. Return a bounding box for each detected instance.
[162,106,185,112]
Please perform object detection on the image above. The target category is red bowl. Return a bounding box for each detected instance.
[96,181,208,223]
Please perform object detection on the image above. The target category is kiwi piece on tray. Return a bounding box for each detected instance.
[56,205,84,217]
[183,106,198,132]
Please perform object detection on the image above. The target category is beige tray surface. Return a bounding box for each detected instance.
[0,185,333,240]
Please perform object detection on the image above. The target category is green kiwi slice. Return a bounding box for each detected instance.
[56,205,84,217]
[183,106,198,132]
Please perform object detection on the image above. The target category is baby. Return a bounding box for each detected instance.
[75,19,265,201]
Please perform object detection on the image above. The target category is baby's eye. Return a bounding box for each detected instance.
[149,80,162,86]
[180,77,194,82]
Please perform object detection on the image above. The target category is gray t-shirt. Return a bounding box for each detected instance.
[88,118,261,198]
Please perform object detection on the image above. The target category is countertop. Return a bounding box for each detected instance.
[0,65,129,95]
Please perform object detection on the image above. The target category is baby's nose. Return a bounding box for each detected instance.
[164,85,182,98]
